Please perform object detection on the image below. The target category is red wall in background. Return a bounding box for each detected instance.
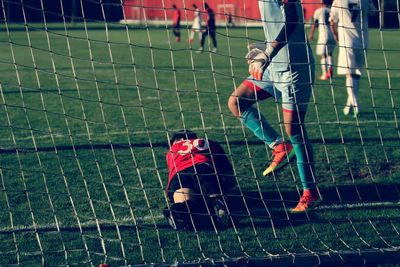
[123,0,262,23]
[122,0,319,23]
[302,0,321,22]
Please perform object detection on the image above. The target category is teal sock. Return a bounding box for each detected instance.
[290,133,316,190]
[241,107,280,148]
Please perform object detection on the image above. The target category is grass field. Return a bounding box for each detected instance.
[0,23,399,266]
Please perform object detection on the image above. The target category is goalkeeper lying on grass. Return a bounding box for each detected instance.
[163,130,235,230]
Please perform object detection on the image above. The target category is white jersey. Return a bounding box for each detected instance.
[329,0,375,49]
[192,9,202,30]
[329,0,376,75]
[313,6,335,44]
[258,0,314,71]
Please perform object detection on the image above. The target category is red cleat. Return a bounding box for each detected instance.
[263,142,295,176]
[326,66,333,79]
[290,193,322,213]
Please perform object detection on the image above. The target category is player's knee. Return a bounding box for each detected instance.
[227,94,239,116]
[173,188,196,203]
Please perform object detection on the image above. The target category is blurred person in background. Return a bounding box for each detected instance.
[172,4,181,42]
[197,2,217,53]
[188,4,202,44]
[309,0,336,80]
[329,0,377,117]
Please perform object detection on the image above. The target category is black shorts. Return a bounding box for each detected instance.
[168,163,221,202]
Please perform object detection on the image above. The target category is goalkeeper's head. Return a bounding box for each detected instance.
[170,130,197,145]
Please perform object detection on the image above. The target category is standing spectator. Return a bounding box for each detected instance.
[329,0,377,117]
[172,4,181,42]
[197,2,217,53]
[228,0,321,213]
[309,0,336,80]
[227,13,235,28]
[188,4,202,44]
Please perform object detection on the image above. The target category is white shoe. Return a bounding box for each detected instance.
[353,107,360,118]
[195,48,204,53]
[212,48,218,53]
[343,106,351,116]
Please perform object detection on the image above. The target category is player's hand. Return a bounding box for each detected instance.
[247,49,270,80]
[245,48,264,64]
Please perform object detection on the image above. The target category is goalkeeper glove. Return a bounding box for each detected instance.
[247,42,267,51]
[246,48,271,81]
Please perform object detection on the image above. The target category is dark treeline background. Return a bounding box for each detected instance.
[0,0,398,28]
[1,0,123,23]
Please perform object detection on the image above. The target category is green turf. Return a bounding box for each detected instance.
[0,24,399,266]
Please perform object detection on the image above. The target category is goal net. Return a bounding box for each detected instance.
[0,0,399,266]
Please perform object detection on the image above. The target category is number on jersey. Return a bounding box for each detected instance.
[177,138,209,154]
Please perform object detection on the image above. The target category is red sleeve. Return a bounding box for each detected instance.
[166,152,173,172]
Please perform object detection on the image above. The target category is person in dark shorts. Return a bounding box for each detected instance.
[164,130,235,230]
[197,2,217,53]
[171,4,181,42]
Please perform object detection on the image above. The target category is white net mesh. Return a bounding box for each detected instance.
[0,0,399,266]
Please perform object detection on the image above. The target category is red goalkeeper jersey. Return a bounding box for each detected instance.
[166,138,212,190]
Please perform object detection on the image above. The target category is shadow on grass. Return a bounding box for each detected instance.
[1,135,399,154]
[1,183,399,234]
[226,182,400,229]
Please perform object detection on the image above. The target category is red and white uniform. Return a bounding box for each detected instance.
[166,138,212,190]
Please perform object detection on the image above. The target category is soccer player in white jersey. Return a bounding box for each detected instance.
[309,0,336,80]
[329,0,377,117]
[188,4,202,44]
[228,0,321,213]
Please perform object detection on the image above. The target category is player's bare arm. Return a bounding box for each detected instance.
[329,20,339,42]
[309,20,317,41]
[248,0,300,80]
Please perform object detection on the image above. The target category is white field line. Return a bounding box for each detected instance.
[0,201,399,233]
[1,119,398,143]
[316,200,400,210]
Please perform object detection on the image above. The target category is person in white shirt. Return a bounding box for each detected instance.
[188,4,202,44]
[309,0,336,80]
[329,0,377,117]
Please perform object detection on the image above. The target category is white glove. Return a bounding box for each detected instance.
[245,48,264,63]
[247,48,270,80]
[247,42,267,51]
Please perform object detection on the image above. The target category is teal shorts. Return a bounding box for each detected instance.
[244,65,315,112]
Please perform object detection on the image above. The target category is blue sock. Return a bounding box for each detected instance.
[241,107,280,148]
[290,133,316,190]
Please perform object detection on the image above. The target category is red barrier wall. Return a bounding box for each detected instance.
[122,0,319,23]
